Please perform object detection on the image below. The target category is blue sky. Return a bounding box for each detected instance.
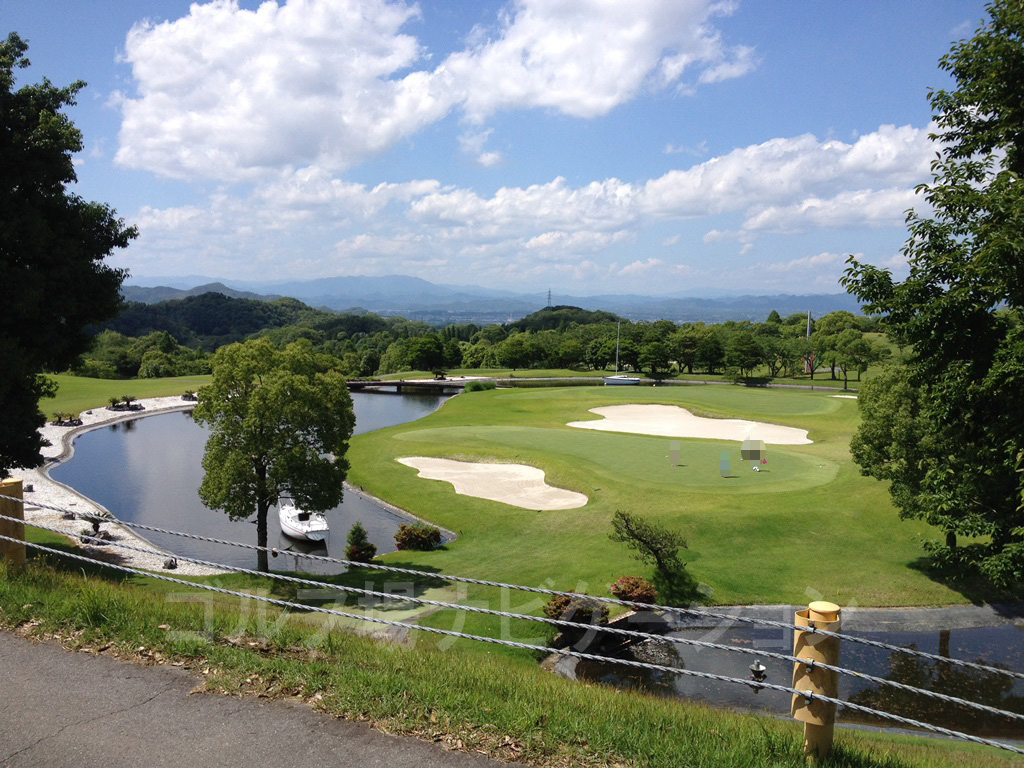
[4,1,989,295]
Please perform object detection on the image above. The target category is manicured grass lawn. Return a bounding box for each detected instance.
[43,374,211,418]
[349,385,967,609]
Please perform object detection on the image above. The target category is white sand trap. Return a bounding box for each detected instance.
[397,457,587,510]
[831,394,857,399]
[567,404,812,444]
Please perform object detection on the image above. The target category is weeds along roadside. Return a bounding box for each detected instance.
[0,555,1013,768]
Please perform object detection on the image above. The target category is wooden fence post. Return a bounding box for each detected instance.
[0,478,26,573]
[791,600,841,761]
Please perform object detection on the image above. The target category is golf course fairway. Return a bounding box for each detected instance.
[346,385,971,609]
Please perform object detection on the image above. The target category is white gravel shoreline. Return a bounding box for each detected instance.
[10,396,225,577]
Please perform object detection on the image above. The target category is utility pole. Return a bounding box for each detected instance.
[547,289,552,307]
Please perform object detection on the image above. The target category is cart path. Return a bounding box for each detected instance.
[0,631,523,768]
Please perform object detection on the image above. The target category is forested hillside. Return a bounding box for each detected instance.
[69,291,891,384]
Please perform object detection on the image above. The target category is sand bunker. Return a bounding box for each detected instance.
[831,394,857,399]
[396,457,587,510]
[567,404,812,444]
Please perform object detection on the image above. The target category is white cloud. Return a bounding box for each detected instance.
[443,0,751,122]
[401,123,933,245]
[123,120,938,290]
[524,230,631,253]
[741,187,920,233]
[116,0,450,180]
[619,258,664,276]
[255,167,442,217]
[765,251,845,273]
[664,139,708,156]
[458,129,503,167]
[410,176,639,236]
[476,151,503,168]
[114,0,754,180]
[697,44,757,84]
[640,124,934,220]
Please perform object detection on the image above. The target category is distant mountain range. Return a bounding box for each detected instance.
[122,275,864,324]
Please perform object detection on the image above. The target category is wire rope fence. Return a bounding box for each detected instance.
[0,497,1022,756]
[6,493,1020,682]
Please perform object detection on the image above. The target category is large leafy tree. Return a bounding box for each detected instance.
[842,1,1024,587]
[194,339,355,572]
[0,33,135,476]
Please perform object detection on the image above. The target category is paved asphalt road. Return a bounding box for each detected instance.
[0,631,522,768]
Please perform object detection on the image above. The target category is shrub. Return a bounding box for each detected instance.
[543,593,609,626]
[345,521,377,563]
[463,380,496,392]
[394,522,442,551]
[609,575,658,604]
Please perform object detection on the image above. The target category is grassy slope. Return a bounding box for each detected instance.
[44,373,211,418]
[349,385,965,609]
[0,559,1011,768]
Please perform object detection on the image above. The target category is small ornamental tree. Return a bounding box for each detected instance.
[609,510,687,578]
[610,510,698,604]
[345,521,376,563]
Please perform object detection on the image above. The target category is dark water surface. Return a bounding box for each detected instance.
[50,391,448,574]
[575,622,1024,740]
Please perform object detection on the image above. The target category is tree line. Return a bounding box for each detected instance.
[75,295,889,384]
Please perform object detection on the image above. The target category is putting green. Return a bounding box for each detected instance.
[395,426,837,494]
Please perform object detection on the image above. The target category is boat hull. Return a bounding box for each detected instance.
[603,375,641,385]
[279,505,330,541]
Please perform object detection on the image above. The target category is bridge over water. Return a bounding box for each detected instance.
[346,378,469,394]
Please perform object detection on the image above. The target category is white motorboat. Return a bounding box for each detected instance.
[279,503,330,541]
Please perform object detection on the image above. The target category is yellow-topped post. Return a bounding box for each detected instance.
[791,600,841,761]
[0,478,26,573]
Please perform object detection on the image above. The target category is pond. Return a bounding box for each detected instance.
[49,391,449,574]
[573,620,1024,741]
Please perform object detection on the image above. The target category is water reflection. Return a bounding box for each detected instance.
[573,624,1024,739]
[849,629,1024,737]
[51,391,449,574]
